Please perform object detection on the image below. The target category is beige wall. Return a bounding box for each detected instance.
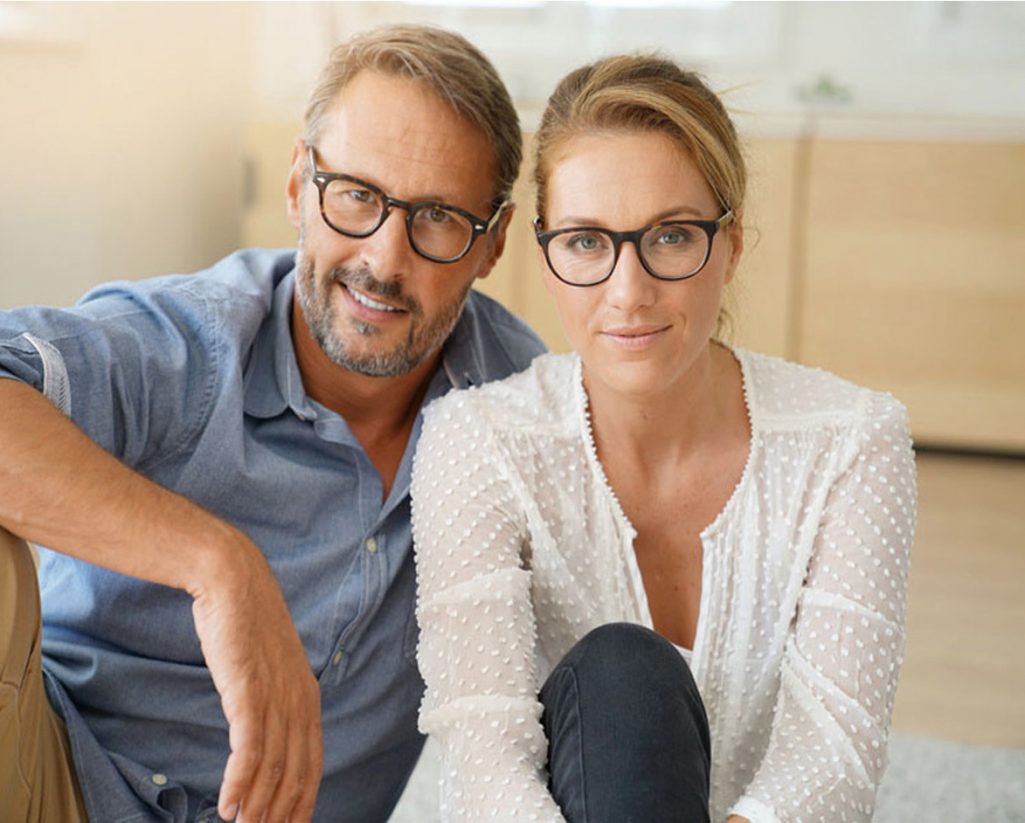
[5,4,1023,452]
[238,118,1025,452]
[0,3,254,309]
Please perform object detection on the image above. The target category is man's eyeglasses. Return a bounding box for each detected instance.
[534,211,733,287]
[306,146,508,264]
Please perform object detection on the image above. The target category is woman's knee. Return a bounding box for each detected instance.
[541,623,711,821]
[559,622,695,694]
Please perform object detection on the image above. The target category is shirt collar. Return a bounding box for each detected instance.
[243,270,308,419]
[243,270,488,419]
[437,294,488,391]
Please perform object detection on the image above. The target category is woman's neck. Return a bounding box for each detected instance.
[584,342,744,471]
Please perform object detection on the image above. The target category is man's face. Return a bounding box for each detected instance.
[287,70,509,378]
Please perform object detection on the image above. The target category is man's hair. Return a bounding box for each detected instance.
[303,24,521,208]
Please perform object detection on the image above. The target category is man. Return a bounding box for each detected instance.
[0,25,542,823]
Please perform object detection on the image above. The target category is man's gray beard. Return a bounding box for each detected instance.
[295,253,472,378]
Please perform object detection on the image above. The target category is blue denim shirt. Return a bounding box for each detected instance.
[0,249,544,823]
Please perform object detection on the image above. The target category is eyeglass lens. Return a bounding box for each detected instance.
[547,224,711,284]
[321,178,474,260]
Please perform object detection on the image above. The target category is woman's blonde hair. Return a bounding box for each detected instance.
[533,55,746,337]
[533,54,745,222]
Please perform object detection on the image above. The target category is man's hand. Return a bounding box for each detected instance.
[190,540,323,823]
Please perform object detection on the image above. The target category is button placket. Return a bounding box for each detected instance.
[318,531,388,686]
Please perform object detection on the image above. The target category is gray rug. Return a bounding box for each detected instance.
[875,733,1025,822]
[392,733,1025,821]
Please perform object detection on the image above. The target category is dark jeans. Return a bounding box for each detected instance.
[540,623,711,823]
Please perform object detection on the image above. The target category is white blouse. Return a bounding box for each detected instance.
[411,349,916,823]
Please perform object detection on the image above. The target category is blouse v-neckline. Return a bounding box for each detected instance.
[570,347,760,663]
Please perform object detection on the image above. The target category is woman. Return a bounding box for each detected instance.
[412,55,915,823]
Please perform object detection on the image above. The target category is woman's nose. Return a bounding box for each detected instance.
[604,241,657,311]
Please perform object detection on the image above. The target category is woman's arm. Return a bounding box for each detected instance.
[730,393,916,823]
[412,397,566,822]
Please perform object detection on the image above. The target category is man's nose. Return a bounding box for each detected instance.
[357,207,416,278]
[605,241,657,312]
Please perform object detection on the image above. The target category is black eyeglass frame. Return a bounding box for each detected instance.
[533,210,734,286]
[307,146,508,264]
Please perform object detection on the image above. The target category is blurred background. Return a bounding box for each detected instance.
[2,1,1023,819]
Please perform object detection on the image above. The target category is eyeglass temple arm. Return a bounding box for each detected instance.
[477,200,511,233]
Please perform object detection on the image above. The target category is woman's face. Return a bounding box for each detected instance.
[541,129,743,399]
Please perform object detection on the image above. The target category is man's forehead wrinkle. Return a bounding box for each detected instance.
[319,92,495,211]
[326,131,490,205]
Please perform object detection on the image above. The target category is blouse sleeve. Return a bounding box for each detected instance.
[411,395,567,822]
[729,393,917,823]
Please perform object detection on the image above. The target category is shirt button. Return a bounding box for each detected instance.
[332,650,344,666]
[366,536,378,554]
[151,773,168,786]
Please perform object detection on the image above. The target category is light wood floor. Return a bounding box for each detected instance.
[891,451,1025,748]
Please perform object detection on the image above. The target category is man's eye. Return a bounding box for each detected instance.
[425,206,452,224]
[345,188,374,204]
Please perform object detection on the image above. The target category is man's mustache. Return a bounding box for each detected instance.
[328,266,420,315]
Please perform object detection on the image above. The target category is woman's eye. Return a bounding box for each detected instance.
[655,227,695,246]
[567,232,606,253]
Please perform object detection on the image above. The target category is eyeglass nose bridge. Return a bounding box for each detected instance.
[605,228,652,282]
[373,193,418,235]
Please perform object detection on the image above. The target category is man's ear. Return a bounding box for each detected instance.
[474,204,516,281]
[286,139,306,231]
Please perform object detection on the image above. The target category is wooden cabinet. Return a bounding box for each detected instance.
[798,138,1025,452]
[483,133,1025,453]
[241,124,1025,453]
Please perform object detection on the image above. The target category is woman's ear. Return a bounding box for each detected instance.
[724,209,745,285]
[537,244,558,296]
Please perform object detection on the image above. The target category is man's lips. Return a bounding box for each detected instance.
[339,283,408,316]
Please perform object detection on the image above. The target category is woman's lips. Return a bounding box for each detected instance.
[600,324,670,350]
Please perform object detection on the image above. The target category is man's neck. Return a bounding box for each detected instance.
[290,298,442,497]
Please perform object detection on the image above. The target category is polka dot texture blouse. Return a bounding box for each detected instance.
[412,350,916,823]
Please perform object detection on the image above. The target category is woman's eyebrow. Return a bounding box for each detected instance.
[550,204,708,229]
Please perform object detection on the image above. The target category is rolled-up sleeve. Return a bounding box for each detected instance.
[0,278,221,468]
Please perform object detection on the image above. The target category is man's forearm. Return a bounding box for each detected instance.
[0,378,244,595]
[0,378,324,821]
